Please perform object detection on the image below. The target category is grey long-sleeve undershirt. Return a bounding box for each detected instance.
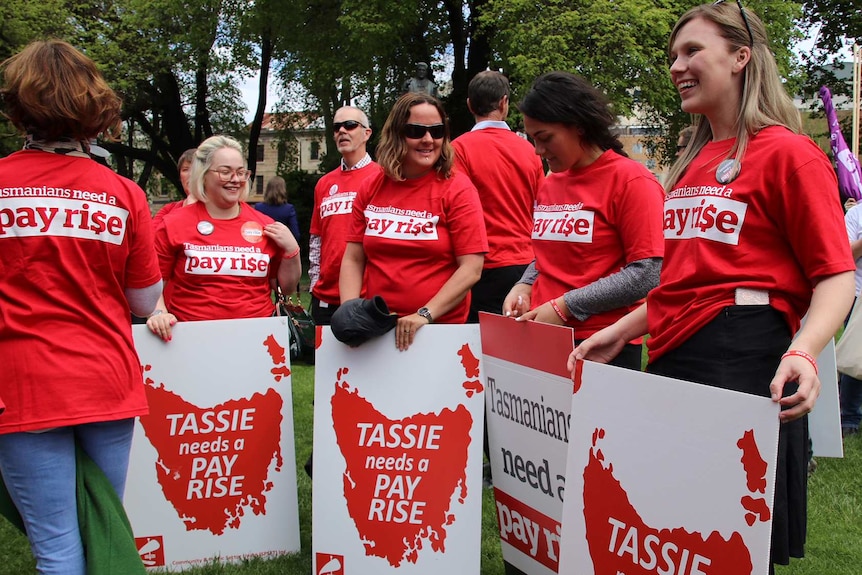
[516,257,662,322]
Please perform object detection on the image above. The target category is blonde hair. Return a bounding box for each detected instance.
[665,2,801,190]
[189,135,249,203]
[376,92,454,181]
[1,39,122,142]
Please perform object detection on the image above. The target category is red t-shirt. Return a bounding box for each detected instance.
[0,150,161,432]
[452,127,544,268]
[156,201,282,321]
[310,162,380,304]
[152,199,185,228]
[647,126,855,362]
[531,150,666,339]
[347,170,488,323]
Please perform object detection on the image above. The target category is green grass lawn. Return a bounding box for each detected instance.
[1,361,860,574]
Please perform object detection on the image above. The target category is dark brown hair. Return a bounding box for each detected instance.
[1,39,122,141]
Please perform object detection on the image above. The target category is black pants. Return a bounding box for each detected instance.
[468,264,529,323]
[648,305,806,566]
[311,296,339,326]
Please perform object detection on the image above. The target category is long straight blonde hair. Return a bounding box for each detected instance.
[665,2,801,191]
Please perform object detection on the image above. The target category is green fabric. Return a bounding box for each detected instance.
[75,445,147,575]
[0,473,25,533]
[0,443,146,574]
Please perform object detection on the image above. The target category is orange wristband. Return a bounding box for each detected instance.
[781,350,818,374]
[550,298,568,322]
[282,247,300,260]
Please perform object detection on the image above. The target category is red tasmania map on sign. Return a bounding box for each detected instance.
[138,385,284,535]
[330,366,475,567]
[583,427,766,575]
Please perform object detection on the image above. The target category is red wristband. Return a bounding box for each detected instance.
[781,350,818,374]
[282,247,300,260]
[549,298,568,322]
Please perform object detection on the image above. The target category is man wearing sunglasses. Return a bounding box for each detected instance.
[452,71,545,323]
[309,106,379,325]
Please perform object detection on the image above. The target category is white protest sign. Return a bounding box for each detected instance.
[809,340,843,457]
[479,313,574,574]
[312,325,484,574]
[127,318,300,570]
[560,361,779,575]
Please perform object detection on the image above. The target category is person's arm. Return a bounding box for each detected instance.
[277,251,302,294]
[395,253,483,351]
[339,242,366,302]
[851,238,862,261]
[308,234,322,292]
[146,291,178,342]
[518,257,661,325]
[263,221,301,293]
[567,303,649,371]
[126,280,162,318]
[770,271,855,421]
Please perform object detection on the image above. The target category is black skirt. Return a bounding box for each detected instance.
[648,305,806,565]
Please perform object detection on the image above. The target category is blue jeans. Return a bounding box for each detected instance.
[0,419,135,575]
[840,373,862,430]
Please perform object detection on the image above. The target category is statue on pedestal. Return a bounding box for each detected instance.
[402,62,438,98]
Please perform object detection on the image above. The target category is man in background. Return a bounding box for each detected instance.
[309,106,379,325]
[452,71,544,322]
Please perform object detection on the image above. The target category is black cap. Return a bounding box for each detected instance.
[330,296,398,346]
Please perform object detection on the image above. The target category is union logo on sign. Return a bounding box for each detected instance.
[316,553,344,575]
[135,535,165,567]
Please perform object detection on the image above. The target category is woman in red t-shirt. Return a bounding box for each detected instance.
[147,135,301,341]
[502,72,665,370]
[570,3,855,568]
[0,40,162,573]
[340,93,488,350]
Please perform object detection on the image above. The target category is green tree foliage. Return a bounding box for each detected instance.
[484,0,802,165]
[800,0,861,100]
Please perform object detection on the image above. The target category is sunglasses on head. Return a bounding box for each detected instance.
[403,123,445,140]
[333,120,366,132]
[713,0,754,47]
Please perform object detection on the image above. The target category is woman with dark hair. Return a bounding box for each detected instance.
[152,147,197,227]
[0,39,162,573]
[254,175,300,241]
[570,3,855,568]
[340,92,487,350]
[503,71,665,369]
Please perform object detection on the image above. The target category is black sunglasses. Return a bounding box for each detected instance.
[403,123,445,140]
[713,0,754,47]
[333,120,366,132]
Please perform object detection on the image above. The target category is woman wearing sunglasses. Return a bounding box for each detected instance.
[147,135,302,341]
[340,93,487,350]
[570,2,855,568]
[503,71,666,370]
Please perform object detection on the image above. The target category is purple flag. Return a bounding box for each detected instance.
[820,86,862,201]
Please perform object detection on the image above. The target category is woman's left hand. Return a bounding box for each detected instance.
[769,354,821,422]
[263,222,299,252]
[395,314,430,351]
[516,300,566,325]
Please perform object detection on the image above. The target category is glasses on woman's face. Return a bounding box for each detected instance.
[208,168,251,182]
[713,0,754,47]
[333,120,366,132]
[403,123,445,140]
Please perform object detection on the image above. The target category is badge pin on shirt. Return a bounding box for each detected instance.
[197,220,214,236]
[716,159,741,185]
